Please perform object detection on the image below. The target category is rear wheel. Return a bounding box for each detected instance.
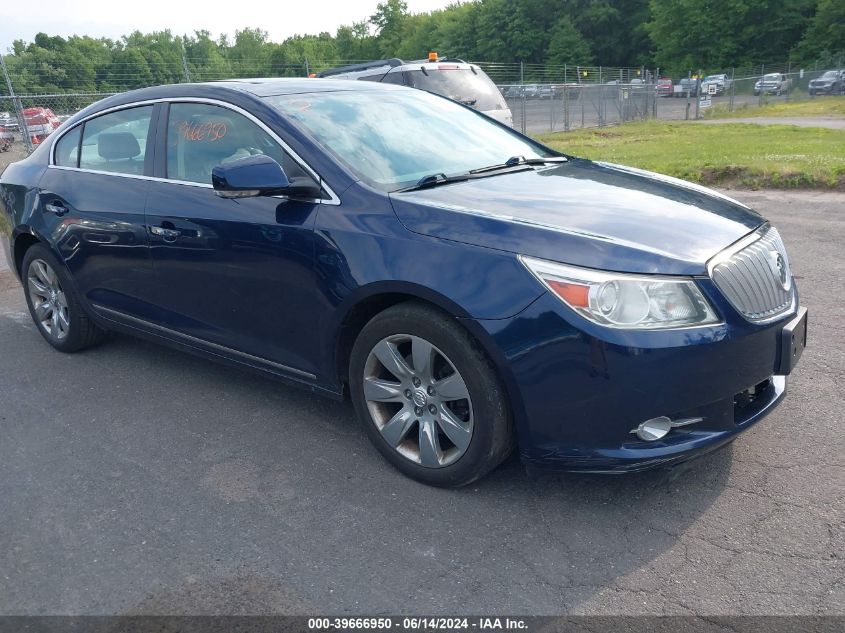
[349,302,513,487]
[22,244,105,352]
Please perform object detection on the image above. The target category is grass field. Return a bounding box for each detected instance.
[537,120,845,189]
[705,96,845,119]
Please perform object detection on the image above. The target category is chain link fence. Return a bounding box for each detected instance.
[1,54,843,160]
[0,93,116,156]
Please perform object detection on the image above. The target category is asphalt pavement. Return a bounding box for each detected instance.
[0,189,842,615]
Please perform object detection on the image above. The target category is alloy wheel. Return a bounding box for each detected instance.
[363,334,474,468]
[26,259,70,340]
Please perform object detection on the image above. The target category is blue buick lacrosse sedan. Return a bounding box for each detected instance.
[0,79,807,486]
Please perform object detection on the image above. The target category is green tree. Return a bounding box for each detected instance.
[792,0,845,63]
[546,15,593,67]
[335,22,380,61]
[433,1,482,61]
[227,28,271,76]
[103,47,153,90]
[184,30,232,82]
[648,0,814,73]
[370,0,409,56]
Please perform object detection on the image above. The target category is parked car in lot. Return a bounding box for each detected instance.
[674,77,699,96]
[702,73,731,95]
[754,73,792,96]
[22,107,61,145]
[520,83,540,99]
[656,77,674,97]
[0,111,18,131]
[0,79,807,486]
[317,54,512,127]
[808,70,845,95]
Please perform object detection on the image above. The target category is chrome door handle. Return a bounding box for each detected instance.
[150,226,180,240]
[45,202,68,216]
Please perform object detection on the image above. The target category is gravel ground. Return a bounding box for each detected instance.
[0,189,842,616]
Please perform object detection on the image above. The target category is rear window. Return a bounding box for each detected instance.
[405,68,507,112]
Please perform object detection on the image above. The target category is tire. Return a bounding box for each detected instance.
[349,301,514,487]
[21,243,106,352]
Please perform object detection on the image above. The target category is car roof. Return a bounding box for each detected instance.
[62,78,409,128]
[108,77,403,103]
[317,58,472,78]
[198,78,403,96]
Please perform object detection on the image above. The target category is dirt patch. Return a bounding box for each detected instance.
[0,142,28,173]
[697,116,845,130]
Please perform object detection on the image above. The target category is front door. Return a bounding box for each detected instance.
[144,101,327,379]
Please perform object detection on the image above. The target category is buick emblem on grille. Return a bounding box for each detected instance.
[767,250,791,291]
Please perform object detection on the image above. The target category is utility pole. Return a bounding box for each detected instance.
[519,60,525,134]
[0,51,32,153]
[695,68,701,119]
[181,40,192,83]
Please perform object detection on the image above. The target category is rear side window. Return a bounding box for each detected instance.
[79,106,153,175]
[54,126,81,167]
[165,102,309,186]
[381,72,405,85]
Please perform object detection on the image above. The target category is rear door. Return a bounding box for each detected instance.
[143,100,328,378]
[37,104,158,318]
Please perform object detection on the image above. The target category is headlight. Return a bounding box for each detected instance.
[520,256,721,330]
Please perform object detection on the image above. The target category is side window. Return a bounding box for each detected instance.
[381,72,405,86]
[79,106,153,175]
[166,102,310,186]
[54,125,81,167]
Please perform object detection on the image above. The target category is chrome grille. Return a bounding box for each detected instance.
[709,225,794,322]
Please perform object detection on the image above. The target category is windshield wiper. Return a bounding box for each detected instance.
[469,155,567,175]
[397,172,471,192]
[396,156,568,193]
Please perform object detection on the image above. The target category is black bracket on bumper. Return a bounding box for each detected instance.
[778,306,808,375]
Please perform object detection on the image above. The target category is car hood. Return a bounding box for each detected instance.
[389,159,764,275]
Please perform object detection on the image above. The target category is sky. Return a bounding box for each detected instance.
[0,0,452,52]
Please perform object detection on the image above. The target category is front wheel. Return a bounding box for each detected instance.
[349,302,514,487]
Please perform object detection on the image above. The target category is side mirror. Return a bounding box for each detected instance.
[212,155,322,200]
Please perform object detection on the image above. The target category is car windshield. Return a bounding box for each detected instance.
[763,74,780,80]
[404,68,508,112]
[265,89,553,191]
[820,71,838,79]
[704,76,721,81]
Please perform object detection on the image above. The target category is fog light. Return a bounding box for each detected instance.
[633,416,672,441]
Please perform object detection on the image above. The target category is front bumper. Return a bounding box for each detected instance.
[474,290,805,473]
